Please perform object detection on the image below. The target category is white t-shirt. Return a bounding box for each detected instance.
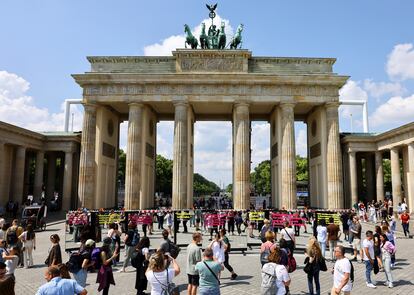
[362,239,374,261]
[280,228,295,242]
[211,241,225,264]
[333,258,352,292]
[401,203,408,211]
[146,268,176,295]
[316,226,327,243]
[275,264,290,295]
[6,255,19,275]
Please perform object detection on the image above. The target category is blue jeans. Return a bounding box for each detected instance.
[364,260,373,284]
[199,286,220,295]
[307,271,320,295]
[73,268,87,287]
[319,241,326,258]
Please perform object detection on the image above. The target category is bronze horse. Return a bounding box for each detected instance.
[184,24,198,49]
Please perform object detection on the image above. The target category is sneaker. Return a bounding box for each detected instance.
[231,273,238,280]
[383,281,389,286]
[366,283,377,288]
[388,283,394,288]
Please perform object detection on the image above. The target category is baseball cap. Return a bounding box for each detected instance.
[85,239,95,247]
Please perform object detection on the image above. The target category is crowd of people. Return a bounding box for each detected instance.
[0,196,411,295]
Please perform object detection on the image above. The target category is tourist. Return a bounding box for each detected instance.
[261,248,291,295]
[327,217,340,261]
[260,231,276,266]
[373,226,383,271]
[220,229,237,280]
[96,237,118,295]
[400,210,410,238]
[0,223,8,242]
[18,224,36,268]
[146,250,180,295]
[349,216,362,262]
[362,230,376,288]
[381,224,396,268]
[133,237,150,295]
[36,266,87,295]
[331,245,352,295]
[46,234,62,267]
[209,233,225,276]
[316,219,328,258]
[157,211,165,230]
[0,239,7,264]
[379,233,395,288]
[0,261,15,295]
[369,203,377,223]
[120,221,140,272]
[234,212,243,235]
[226,211,235,235]
[73,239,95,287]
[387,199,393,217]
[5,219,23,252]
[165,211,173,238]
[280,221,295,255]
[107,223,121,266]
[2,246,19,279]
[195,247,223,295]
[159,229,173,254]
[187,232,202,295]
[260,219,274,243]
[304,237,323,295]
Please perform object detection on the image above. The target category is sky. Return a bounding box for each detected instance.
[1,1,414,187]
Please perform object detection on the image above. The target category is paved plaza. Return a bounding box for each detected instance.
[12,218,414,295]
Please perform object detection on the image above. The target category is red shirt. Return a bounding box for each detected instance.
[401,214,410,224]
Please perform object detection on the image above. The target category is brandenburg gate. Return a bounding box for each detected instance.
[73,49,348,210]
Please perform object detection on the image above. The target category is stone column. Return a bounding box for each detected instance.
[375,151,384,202]
[0,142,5,204]
[78,103,97,209]
[172,102,189,209]
[326,102,343,209]
[349,151,358,206]
[365,154,375,202]
[46,153,57,200]
[34,151,45,200]
[125,103,143,210]
[406,142,414,212]
[233,103,250,210]
[13,146,26,203]
[390,147,402,202]
[280,103,296,209]
[62,152,73,211]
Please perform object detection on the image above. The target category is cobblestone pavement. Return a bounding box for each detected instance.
[14,220,414,295]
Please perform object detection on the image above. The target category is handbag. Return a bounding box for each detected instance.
[303,257,311,274]
[153,269,180,295]
[319,257,327,272]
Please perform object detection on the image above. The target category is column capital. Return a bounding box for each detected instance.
[173,101,189,107]
[82,103,97,113]
[390,146,400,153]
[325,101,341,109]
[128,102,144,108]
[280,102,296,109]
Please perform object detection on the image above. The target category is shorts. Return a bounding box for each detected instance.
[188,274,200,286]
[352,238,361,251]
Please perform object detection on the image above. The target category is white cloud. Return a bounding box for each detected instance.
[0,70,83,132]
[339,80,368,121]
[386,43,414,81]
[143,15,234,56]
[251,122,270,169]
[295,129,307,157]
[363,79,405,99]
[370,94,414,128]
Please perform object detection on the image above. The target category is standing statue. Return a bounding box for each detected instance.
[184,24,198,49]
[218,22,226,49]
[230,24,244,49]
[199,22,208,49]
[208,24,219,49]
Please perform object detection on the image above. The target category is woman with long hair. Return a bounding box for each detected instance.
[18,224,36,268]
[373,225,383,270]
[146,250,180,295]
[379,233,395,288]
[304,237,322,295]
[382,224,396,267]
[46,234,62,266]
[97,237,118,295]
[134,237,151,295]
[261,248,290,295]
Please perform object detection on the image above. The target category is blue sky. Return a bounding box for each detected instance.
[1,1,414,186]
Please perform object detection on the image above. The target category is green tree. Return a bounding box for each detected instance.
[155,155,173,195]
[225,183,233,193]
[296,155,308,181]
[117,149,126,184]
[250,160,271,195]
[383,159,391,194]
[193,173,220,196]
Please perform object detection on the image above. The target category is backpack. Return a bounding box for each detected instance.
[66,252,83,273]
[168,241,181,259]
[6,228,18,245]
[260,246,271,265]
[287,254,297,273]
[91,247,102,270]
[131,230,140,247]
[131,250,144,269]
[261,262,277,292]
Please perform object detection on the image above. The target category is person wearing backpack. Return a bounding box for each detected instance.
[5,220,22,247]
[18,224,36,268]
[97,237,118,295]
[120,222,140,272]
[261,248,291,295]
[331,245,352,295]
[72,239,95,287]
[146,250,180,295]
[280,221,295,255]
[260,231,276,266]
[379,233,395,288]
[195,247,223,295]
